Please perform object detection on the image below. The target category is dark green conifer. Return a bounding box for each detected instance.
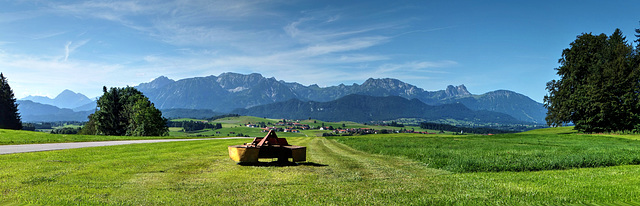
[0,73,22,130]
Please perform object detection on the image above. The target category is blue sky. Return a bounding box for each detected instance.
[1,0,639,103]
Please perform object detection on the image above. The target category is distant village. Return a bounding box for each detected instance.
[244,120,438,135]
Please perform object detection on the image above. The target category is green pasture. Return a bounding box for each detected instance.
[169,127,307,138]
[210,116,279,125]
[208,116,436,132]
[330,131,640,173]
[169,115,438,138]
[0,129,206,145]
[3,127,640,204]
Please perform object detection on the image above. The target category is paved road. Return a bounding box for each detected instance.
[0,137,252,155]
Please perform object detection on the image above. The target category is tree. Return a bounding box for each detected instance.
[0,73,22,130]
[544,29,639,133]
[79,113,98,135]
[90,86,168,136]
[95,86,125,135]
[127,97,168,136]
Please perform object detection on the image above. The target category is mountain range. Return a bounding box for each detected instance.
[136,72,546,123]
[233,94,521,124]
[22,89,94,110]
[18,72,547,124]
[17,100,93,122]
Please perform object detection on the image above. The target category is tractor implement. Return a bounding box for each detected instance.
[228,130,306,164]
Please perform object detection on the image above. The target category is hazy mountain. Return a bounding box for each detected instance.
[160,108,222,119]
[442,90,547,124]
[72,101,97,112]
[21,90,93,109]
[17,100,92,122]
[136,72,546,123]
[233,94,521,124]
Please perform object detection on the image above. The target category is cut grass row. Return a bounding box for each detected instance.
[3,135,640,204]
[0,129,203,145]
[329,132,640,173]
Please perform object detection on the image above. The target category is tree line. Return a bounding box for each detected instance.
[419,122,512,134]
[545,27,640,133]
[167,121,222,132]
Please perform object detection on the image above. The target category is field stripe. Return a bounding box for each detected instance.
[0,137,251,155]
[310,137,450,179]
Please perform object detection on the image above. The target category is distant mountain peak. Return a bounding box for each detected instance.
[361,77,424,96]
[139,76,175,90]
[154,76,172,81]
[216,72,267,89]
[362,77,404,86]
[21,89,92,109]
[55,89,81,99]
[445,84,471,97]
[152,76,174,83]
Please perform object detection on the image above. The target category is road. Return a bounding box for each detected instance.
[0,137,251,155]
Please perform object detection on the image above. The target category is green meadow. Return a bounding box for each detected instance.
[329,127,640,173]
[168,116,441,138]
[0,129,202,145]
[2,127,640,205]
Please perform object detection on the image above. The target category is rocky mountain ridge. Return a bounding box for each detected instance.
[18,72,547,124]
[233,94,522,124]
[136,72,546,123]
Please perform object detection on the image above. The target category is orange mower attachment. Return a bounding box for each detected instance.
[228,130,306,163]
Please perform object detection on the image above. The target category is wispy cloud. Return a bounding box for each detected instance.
[283,16,399,44]
[1,0,463,98]
[0,9,46,23]
[63,39,90,62]
[377,61,458,74]
[326,15,340,23]
[32,31,68,40]
[368,60,459,81]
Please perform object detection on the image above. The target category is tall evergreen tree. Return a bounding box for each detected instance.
[95,86,126,135]
[0,73,22,130]
[545,29,639,133]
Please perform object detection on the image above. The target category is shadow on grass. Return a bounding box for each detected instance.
[237,161,328,167]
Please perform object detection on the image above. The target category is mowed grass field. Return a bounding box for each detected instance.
[3,127,640,204]
[329,128,640,173]
[0,129,207,145]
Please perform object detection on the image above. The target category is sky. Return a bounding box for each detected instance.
[1,0,639,103]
